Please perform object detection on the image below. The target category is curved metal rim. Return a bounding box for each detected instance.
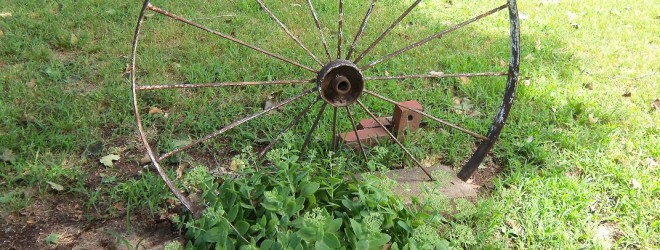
[130,0,521,213]
[458,0,520,180]
[130,0,198,215]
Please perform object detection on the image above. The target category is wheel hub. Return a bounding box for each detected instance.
[317,60,364,107]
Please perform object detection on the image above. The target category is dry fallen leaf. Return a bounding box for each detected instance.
[100,154,120,167]
[629,178,641,189]
[229,158,245,171]
[588,113,599,123]
[459,76,470,84]
[534,39,542,51]
[1,148,16,163]
[651,99,660,111]
[26,79,36,89]
[176,162,188,179]
[149,106,163,115]
[498,58,508,67]
[46,181,65,191]
[646,158,658,169]
[622,91,632,97]
[139,154,151,165]
[0,12,12,18]
[0,29,4,37]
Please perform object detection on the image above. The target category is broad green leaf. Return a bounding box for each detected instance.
[349,219,363,236]
[322,233,341,248]
[325,218,343,233]
[298,227,317,241]
[370,233,392,247]
[235,220,250,235]
[203,225,228,243]
[356,240,369,249]
[314,241,331,250]
[300,182,320,197]
[227,204,239,222]
[397,221,413,233]
[261,239,275,250]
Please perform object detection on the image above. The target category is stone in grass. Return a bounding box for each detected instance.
[386,165,477,204]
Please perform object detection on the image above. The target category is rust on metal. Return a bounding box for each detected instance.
[361,4,508,70]
[255,0,324,66]
[356,100,434,180]
[146,4,317,73]
[299,102,328,158]
[353,0,422,64]
[365,72,508,81]
[258,95,321,159]
[317,60,364,107]
[306,0,332,61]
[337,0,344,59]
[136,79,315,91]
[364,90,488,141]
[346,0,378,60]
[158,88,317,162]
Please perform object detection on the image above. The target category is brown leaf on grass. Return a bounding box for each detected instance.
[534,39,542,51]
[498,58,508,67]
[622,91,632,97]
[176,162,188,179]
[100,154,120,167]
[646,158,658,169]
[0,12,12,18]
[629,178,642,189]
[26,79,36,88]
[588,113,599,123]
[1,149,16,163]
[459,76,470,84]
[651,99,660,111]
[149,106,163,115]
[139,154,151,165]
[0,29,4,37]
[46,181,64,191]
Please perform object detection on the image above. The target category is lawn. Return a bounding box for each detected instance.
[0,0,658,249]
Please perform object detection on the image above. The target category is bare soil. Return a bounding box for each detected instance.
[0,195,179,250]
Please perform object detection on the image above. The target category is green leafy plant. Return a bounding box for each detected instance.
[175,144,455,249]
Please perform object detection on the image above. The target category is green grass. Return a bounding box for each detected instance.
[0,0,658,248]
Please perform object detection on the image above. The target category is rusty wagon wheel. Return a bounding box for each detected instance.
[131,0,520,213]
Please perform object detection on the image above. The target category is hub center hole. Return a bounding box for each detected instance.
[333,75,351,94]
[337,80,349,91]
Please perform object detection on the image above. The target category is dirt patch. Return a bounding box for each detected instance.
[0,196,179,250]
[465,156,504,195]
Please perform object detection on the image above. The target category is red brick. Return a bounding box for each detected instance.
[358,117,392,129]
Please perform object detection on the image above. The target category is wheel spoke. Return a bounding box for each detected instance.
[136,79,315,91]
[255,0,324,66]
[353,0,422,64]
[356,100,433,180]
[146,4,317,73]
[337,0,344,59]
[361,4,508,71]
[345,106,369,163]
[306,0,332,62]
[258,95,321,159]
[345,0,378,60]
[300,102,328,158]
[157,88,317,161]
[332,107,338,151]
[365,72,508,81]
[364,90,488,141]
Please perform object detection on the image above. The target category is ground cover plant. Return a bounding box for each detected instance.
[0,0,658,249]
